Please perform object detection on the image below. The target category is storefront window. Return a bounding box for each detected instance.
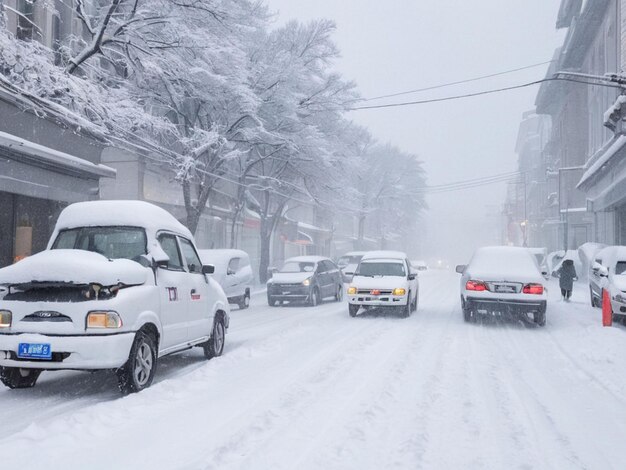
[0,191,66,267]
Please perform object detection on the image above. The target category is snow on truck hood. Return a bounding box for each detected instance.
[270,272,313,284]
[0,249,148,286]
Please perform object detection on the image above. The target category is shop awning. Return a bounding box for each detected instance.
[0,130,116,178]
[0,131,116,202]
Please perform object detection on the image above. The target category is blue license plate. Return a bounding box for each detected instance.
[17,343,52,360]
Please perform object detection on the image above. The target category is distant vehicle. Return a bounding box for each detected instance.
[527,247,549,278]
[336,251,366,282]
[0,201,229,393]
[347,251,418,318]
[431,259,450,270]
[267,256,343,306]
[456,246,547,326]
[198,249,253,309]
[588,246,626,317]
[411,260,428,271]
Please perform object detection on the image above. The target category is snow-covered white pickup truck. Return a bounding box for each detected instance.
[0,200,229,393]
[347,251,419,318]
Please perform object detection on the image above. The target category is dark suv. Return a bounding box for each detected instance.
[267,256,343,306]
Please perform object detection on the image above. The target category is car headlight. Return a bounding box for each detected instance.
[614,293,626,303]
[393,288,406,296]
[347,286,357,295]
[0,310,11,328]
[86,311,123,329]
[302,278,311,286]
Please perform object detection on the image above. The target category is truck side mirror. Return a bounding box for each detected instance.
[202,265,215,275]
[455,265,466,274]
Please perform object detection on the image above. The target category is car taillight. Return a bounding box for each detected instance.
[466,280,487,291]
[523,283,544,295]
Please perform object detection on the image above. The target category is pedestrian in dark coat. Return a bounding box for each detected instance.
[557,259,577,301]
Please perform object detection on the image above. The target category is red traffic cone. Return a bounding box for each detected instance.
[602,288,613,327]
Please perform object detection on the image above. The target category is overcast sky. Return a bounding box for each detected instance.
[266,0,565,264]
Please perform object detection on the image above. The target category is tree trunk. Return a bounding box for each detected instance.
[258,222,272,283]
[357,212,365,250]
[230,211,239,248]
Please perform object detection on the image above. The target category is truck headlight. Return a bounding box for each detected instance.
[0,310,11,328]
[302,278,311,286]
[393,288,406,296]
[347,286,357,295]
[86,311,123,329]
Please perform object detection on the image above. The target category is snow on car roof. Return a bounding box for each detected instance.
[468,246,541,281]
[51,200,193,239]
[596,246,626,267]
[285,256,328,263]
[362,250,407,261]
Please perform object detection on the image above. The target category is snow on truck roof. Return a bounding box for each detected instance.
[52,200,193,239]
[361,251,407,261]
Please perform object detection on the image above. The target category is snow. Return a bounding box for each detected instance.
[0,249,148,286]
[48,200,193,249]
[579,135,626,187]
[2,271,626,468]
[0,131,116,178]
[269,272,312,284]
[466,246,543,282]
[198,249,248,271]
[362,250,407,261]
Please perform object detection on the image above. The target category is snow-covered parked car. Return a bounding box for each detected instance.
[198,249,253,309]
[267,256,343,306]
[336,251,366,282]
[0,200,229,393]
[347,251,418,318]
[527,247,549,279]
[588,246,626,317]
[456,246,547,326]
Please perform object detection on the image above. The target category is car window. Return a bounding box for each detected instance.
[616,261,626,275]
[325,260,337,271]
[228,257,240,273]
[157,233,184,271]
[179,238,203,273]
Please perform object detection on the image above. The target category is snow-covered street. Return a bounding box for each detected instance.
[1,270,626,469]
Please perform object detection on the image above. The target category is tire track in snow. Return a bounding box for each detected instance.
[189,315,403,470]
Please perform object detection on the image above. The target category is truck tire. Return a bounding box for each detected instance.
[0,367,41,389]
[117,330,157,394]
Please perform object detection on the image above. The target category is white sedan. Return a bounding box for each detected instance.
[456,246,547,326]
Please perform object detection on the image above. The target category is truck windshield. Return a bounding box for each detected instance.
[52,226,147,261]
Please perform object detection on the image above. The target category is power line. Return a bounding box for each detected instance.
[364,60,554,102]
[350,77,623,111]
[424,171,521,190]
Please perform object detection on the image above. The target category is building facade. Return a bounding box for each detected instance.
[512,0,626,251]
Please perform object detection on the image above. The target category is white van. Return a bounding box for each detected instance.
[0,201,229,393]
[198,249,254,309]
